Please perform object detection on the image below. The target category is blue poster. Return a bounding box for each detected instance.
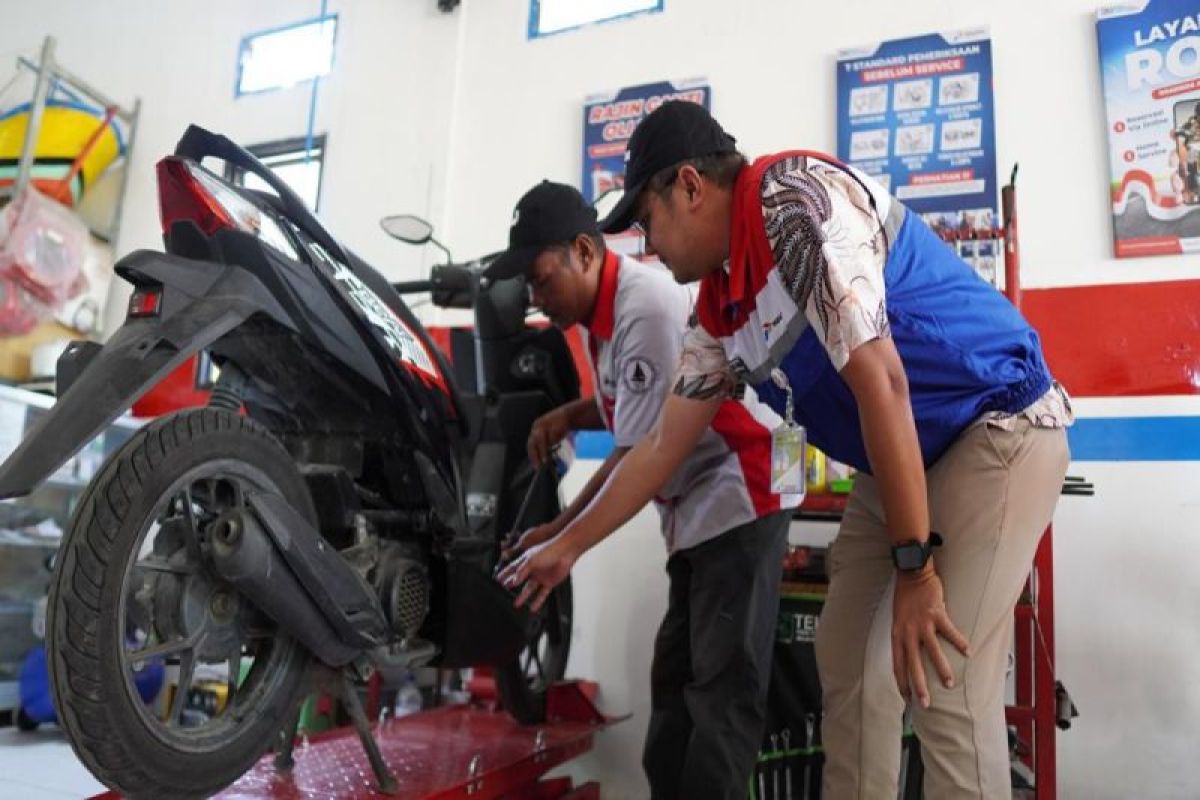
[837,28,998,236]
[1098,1,1200,258]
[582,78,709,204]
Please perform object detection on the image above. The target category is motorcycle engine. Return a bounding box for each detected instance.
[373,543,430,641]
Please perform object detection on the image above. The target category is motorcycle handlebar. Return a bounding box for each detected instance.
[392,263,486,310]
[392,263,477,294]
[433,263,475,293]
[392,280,435,294]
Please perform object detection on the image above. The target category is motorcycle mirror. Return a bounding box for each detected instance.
[380,214,435,245]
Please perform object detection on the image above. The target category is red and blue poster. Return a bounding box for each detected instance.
[836,28,998,238]
[1098,1,1200,258]
[581,78,709,204]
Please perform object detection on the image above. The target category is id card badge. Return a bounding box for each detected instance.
[771,424,807,495]
[768,367,807,496]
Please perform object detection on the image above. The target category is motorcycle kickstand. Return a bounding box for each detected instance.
[339,669,399,795]
[273,699,305,773]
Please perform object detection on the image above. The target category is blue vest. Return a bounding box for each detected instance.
[752,211,1051,473]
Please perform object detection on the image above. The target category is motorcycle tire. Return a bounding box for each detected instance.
[47,408,313,799]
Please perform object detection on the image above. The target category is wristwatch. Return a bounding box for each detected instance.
[892,532,944,573]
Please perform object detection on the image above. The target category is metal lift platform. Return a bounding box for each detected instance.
[90,681,623,800]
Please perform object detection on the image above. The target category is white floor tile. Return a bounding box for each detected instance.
[0,777,82,799]
[0,726,106,797]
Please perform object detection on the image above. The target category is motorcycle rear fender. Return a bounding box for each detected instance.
[0,249,295,499]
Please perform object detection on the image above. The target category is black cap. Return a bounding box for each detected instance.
[484,180,599,281]
[599,101,737,234]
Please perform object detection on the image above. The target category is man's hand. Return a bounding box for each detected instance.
[891,562,971,708]
[527,407,570,467]
[496,535,579,613]
[500,521,557,563]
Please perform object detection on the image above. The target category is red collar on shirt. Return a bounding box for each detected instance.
[583,248,621,340]
[696,149,849,337]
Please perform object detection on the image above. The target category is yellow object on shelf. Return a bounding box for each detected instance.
[805,445,826,493]
[0,101,124,206]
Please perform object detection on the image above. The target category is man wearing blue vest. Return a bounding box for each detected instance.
[500,102,1072,799]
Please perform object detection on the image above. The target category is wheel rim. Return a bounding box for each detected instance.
[514,585,570,694]
[116,459,300,748]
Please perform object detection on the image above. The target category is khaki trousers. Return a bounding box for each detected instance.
[815,418,1069,798]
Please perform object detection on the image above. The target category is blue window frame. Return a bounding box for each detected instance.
[236,14,338,97]
[528,0,663,39]
[225,135,327,212]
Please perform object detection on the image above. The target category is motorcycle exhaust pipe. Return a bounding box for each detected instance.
[210,509,359,667]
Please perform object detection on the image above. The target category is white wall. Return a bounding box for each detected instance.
[6,1,1200,798]
[1049,397,1200,800]
[441,2,1200,798]
[550,466,670,792]
[0,0,463,336]
[444,0,1200,292]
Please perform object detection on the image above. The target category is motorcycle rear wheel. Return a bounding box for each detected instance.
[494,577,572,724]
[47,408,313,799]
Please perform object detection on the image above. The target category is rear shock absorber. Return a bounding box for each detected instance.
[208,361,248,411]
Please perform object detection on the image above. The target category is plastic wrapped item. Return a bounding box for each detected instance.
[395,671,423,717]
[0,274,45,335]
[53,233,112,334]
[0,186,88,309]
[827,458,857,494]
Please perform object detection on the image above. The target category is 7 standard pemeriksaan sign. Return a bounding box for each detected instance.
[1098,0,1200,258]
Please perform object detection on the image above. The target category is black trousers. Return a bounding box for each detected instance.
[643,510,790,800]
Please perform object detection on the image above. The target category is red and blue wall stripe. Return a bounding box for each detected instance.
[576,278,1200,462]
[1024,278,1200,461]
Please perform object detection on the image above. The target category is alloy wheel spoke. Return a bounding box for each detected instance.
[225,645,243,717]
[168,649,198,726]
[128,630,202,664]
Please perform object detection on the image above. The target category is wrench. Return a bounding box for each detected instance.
[771,733,780,799]
[802,714,816,800]
[782,728,793,800]
[806,713,822,800]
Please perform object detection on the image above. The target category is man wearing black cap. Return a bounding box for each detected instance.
[501,103,1072,799]
[492,180,799,798]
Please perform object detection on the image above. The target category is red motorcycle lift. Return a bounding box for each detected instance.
[89,681,623,800]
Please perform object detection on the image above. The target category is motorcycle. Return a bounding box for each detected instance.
[0,125,580,798]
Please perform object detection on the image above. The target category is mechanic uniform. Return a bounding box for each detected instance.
[581,248,800,799]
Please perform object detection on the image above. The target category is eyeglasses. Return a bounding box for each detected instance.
[632,169,680,240]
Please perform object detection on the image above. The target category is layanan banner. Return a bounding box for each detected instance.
[1098,1,1200,257]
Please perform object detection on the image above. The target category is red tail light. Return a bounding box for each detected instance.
[157,158,237,236]
[156,156,300,258]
